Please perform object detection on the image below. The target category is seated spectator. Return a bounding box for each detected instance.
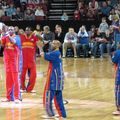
[111,0,118,7]
[86,4,96,20]
[88,25,96,40]
[92,0,99,10]
[77,25,89,58]
[63,28,77,58]
[91,29,108,58]
[55,26,64,55]
[19,29,25,35]
[26,3,35,10]
[78,1,84,12]
[105,29,114,56]
[14,0,21,7]
[39,0,46,3]
[20,0,27,4]
[109,8,119,21]
[55,25,64,44]
[24,8,35,20]
[88,25,97,52]
[11,7,23,21]
[0,5,4,19]
[74,9,80,20]
[78,1,86,20]
[20,2,27,13]
[11,12,20,21]
[42,26,55,52]
[115,1,120,12]
[28,0,40,4]
[6,3,16,17]
[55,24,61,34]
[1,1,9,12]
[35,6,45,17]
[14,26,19,35]
[7,0,13,4]
[114,8,120,18]
[34,24,43,35]
[100,2,111,17]
[61,12,68,21]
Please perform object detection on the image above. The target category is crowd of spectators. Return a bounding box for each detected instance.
[61,15,120,58]
[74,0,120,21]
[0,0,120,21]
[0,14,120,58]
[0,0,47,21]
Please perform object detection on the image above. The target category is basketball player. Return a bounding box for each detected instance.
[112,42,120,115]
[41,40,67,119]
[1,26,21,103]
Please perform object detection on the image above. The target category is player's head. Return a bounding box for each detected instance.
[51,40,61,50]
[25,26,32,35]
[0,22,7,34]
[8,26,15,36]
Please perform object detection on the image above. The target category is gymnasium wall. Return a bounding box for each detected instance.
[3,20,111,33]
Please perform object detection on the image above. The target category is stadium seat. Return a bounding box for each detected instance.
[1,16,11,21]
[35,16,45,21]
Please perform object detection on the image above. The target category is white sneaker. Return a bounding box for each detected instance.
[1,98,10,102]
[91,56,95,59]
[29,90,36,93]
[14,99,21,104]
[100,56,103,59]
[20,89,26,93]
[41,115,55,119]
[74,56,77,58]
[55,114,59,118]
[54,117,66,120]
[112,111,120,115]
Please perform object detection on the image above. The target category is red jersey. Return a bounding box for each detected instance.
[1,35,19,72]
[20,34,38,68]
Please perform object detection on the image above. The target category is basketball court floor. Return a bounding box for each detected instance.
[0,57,119,120]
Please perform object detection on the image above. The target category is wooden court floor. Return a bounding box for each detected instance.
[0,56,119,120]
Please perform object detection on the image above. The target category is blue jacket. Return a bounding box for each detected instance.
[15,35,22,72]
[44,50,64,90]
[112,49,120,85]
[78,31,89,45]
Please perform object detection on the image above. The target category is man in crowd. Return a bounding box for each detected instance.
[62,27,77,58]
[42,26,55,52]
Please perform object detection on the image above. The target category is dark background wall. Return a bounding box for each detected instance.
[3,20,111,33]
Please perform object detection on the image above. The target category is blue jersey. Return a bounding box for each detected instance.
[15,35,22,72]
[112,49,120,85]
[44,50,64,90]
